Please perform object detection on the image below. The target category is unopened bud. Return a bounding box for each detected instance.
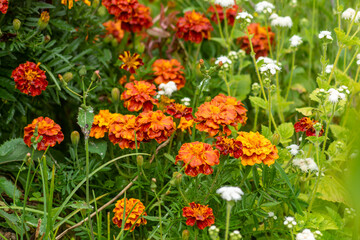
[150,178,157,191]
[136,155,143,167]
[111,88,120,103]
[111,38,118,47]
[97,5,107,17]
[79,66,87,77]
[13,19,21,31]
[182,230,190,240]
[172,172,182,186]
[104,35,113,43]
[44,35,51,43]
[38,11,50,30]
[92,0,100,8]
[71,131,80,146]
[272,133,280,145]
[63,72,73,82]
[91,70,101,81]
[137,42,145,53]
[252,83,260,96]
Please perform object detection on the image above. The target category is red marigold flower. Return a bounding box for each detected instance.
[215,136,243,159]
[236,131,278,166]
[208,4,239,26]
[177,117,194,134]
[166,103,193,120]
[182,202,215,230]
[294,117,324,137]
[113,198,147,231]
[103,20,124,43]
[175,142,220,177]
[109,114,140,149]
[23,117,64,151]
[119,51,144,74]
[89,110,114,139]
[136,110,175,143]
[120,4,153,32]
[102,0,138,20]
[176,10,214,44]
[238,23,275,59]
[152,59,186,90]
[11,62,48,97]
[212,94,247,125]
[0,0,8,14]
[121,80,158,112]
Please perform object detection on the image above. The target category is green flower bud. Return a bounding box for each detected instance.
[97,6,107,17]
[272,133,280,145]
[79,66,87,77]
[71,131,80,146]
[63,72,73,82]
[111,88,120,104]
[44,35,51,43]
[136,42,145,53]
[136,155,143,167]
[13,19,21,31]
[111,38,118,47]
[150,178,157,192]
[38,11,50,30]
[182,230,190,240]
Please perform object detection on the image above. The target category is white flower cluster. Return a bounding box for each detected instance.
[229,230,242,240]
[270,14,293,28]
[268,212,278,220]
[327,86,350,104]
[255,1,275,14]
[236,12,253,23]
[258,57,281,75]
[181,97,191,106]
[293,158,318,172]
[341,8,360,22]
[287,144,300,156]
[325,64,333,74]
[216,186,244,202]
[318,31,333,40]
[296,229,315,240]
[158,81,177,97]
[216,56,232,70]
[283,216,297,228]
[289,35,303,48]
[214,0,235,8]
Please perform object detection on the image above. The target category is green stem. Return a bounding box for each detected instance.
[308,0,316,79]
[224,202,233,240]
[223,73,231,96]
[264,18,273,59]
[268,88,272,132]
[253,106,259,132]
[285,51,296,101]
[85,136,95,239]
[213,3,226,45]
[308,143,320,212]
[344,48,359,73]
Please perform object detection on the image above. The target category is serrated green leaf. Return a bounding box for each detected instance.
[249,96,267,109]
[88,139,107,159]
[329,125,348,140]
[77,105,94,136]
[230,74,252,100]
[278,122,294,143]
[261,125,272,140]
[296,107,315,116]
[334,27,360,48]
[0,177,21,200]
[163,153,175,163]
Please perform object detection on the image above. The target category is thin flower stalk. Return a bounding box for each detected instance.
[285,51,296,101]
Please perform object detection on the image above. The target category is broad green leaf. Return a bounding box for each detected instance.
[68,201,93,209]
[209,37,227,48]
[0,138,44,165]
[318,175,348,204]
[329,125,348,140]
[261,125,272,140]
[249,96,267,109]
[88,139,107,159]
[230,74,252,100]
[334,27,360,48]
[306,136,326,144]
[278,122,294,144]
[77,105,94,136]
[296,107,315,116]
[0,177,21,200]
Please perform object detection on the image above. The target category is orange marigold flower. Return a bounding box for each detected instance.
[121,81,158,112]
[208,4,239,26]
[119,51,144,74]
[176,10,214,44]
[103,20,124,43]
[182,202,215,230]
[236,131,279,166]
[24,117,64,151]
[109,114,139,149]
[177,117,194,133]
[136,110,175,143]
[175,142,220,177]
[166,103,193,120]
[89,110,114,139]
[294,117,324,137]
[40,11,50,23]
[61,0,90,9]
[238,23,275,59]
[102,0,138,20]
[112,198,147,231]
[0,0,8,14]
[215,136,243,159]
[120,4,153,32]
[158,95,175,110]
[152,59,186,90]
[11,62,48,97]
[212,94,247,125]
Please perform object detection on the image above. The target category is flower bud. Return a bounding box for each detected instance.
[92,0,100,8]
[182,230,190,240]
[13,19,21,31]
[104,35,113,43]
[150,178,157,192]
[230,230,242,240]
[272,133,280,145]
[173,172,182,185]
[111,38,118,47]
[44,35,51,43]
[97,5,107,17]
[79,66,87,77]
[71,131,80,146]
[63,72,73,82]
[91,70,101,81]
[38,11,50,30]
[111,88,120,103]
[136,155,143,167]
[251,83,260,96]
[209,225,220,240]
[205,96,212,102]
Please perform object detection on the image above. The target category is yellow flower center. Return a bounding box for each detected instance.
[24,70,39,82]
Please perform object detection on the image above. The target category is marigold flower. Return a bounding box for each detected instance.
[119,51,144,74]
[23,117,64,151]
[236,131,279,166]
[152,59,186,90]
[182,202,215,230]
[176,10,213,44]
[103,20,124,43]
[158,95,175,110]
[11,62,48,97]
[89,110,114,139]
[294,117,324,137]
[120,4,153,32]
[40,11,50,23]
[109,114,139,149]
[175,142,220,177]
[208,4,239,26]
[102,0,138,20]
[166,103,193,120]
[61,0,90,9]
[212,94,247,125]
[238,23,275,59]
[177,117,194,133]
[215,136,243,158]
[0,0,8,14]
[136,110,175,143]
[121,81,158,112]
[112,198,147,231]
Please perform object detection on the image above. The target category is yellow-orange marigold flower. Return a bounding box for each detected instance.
[166,103,193,120]
[236,131,279,166]
[177,117,194,133]
[23,117,64,151]
[182,202,215,230]
[112,198,147,231]
[120,4,153,33]
[212,94,247,125]
[121,81,158,112]
[40,11,50,23]
[136,110,175,143]
[176,10,213,44]
[102,0,138,20]
[175,142,220,177]
[152,59,186,90]
[0,0,8,14]
[103,20,124,43]
[215,136,243,159]
[61,0,90,9]
[109,114,139,149]
[119,51,144,74]
[90,110,114,139]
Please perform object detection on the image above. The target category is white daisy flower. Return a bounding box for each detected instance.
[284,216,297,228]
[289,35,303,48]
[271,16,293,28]
[255,1,275,14]
[236,12,253,23]
[318,30,333,40]
[287,144,300,156]
[216,186,244,202]
[296,229,315,240]
[214,0,235,8]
